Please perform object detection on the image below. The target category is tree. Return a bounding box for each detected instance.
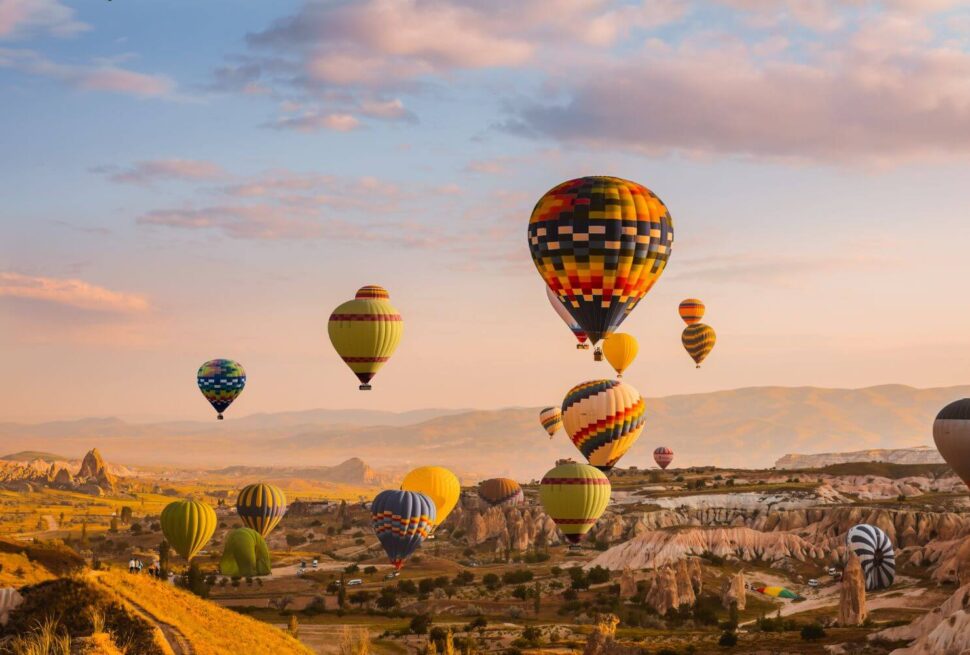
[185,561,209,598]
[800,624,826,641]
[376,589,398,610]
[533,581,541,614]
[349,591,373,608]
[482,573,500,590]
[410,614,431,635]
[270,595,294,612]
[158,539,171,578]
[120,506,133,524]
[288,615,299,638]
[80,521,89,547]
[109,518,119,533]
[586,566,610,585]
[338,574,347,609]
[718,631,737,647]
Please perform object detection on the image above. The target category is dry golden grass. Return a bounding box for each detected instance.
[93,571,313,655]
[0,551,56,586]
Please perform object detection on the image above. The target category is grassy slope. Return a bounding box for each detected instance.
[94,571,313,655]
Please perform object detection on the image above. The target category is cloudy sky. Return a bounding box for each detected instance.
[3,0,970,422]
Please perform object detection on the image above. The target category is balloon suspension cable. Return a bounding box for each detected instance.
[359,384,372,391]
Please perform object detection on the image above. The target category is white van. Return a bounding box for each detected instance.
[347,578,363,586]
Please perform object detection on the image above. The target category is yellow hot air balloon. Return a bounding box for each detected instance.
[328,285,403,390]
[682,323,716,368]
[401,466,460,530]
[539,462,610,544]
[602,333,638,377]
[562,379,646,471]
[160,499,217,561]
[678,299,705,325]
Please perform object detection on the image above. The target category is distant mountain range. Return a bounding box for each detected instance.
[0,384,964,480]
[774,446,945,469]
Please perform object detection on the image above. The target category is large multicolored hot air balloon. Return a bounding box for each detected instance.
[328,285,403,390]
[401,466,460,530]
[682,324,716,368]
[371,490,435,570]
[546,286,589,349]
[653,446,674,470]
[678,299,705,325]
[160,499,217,561]
[236,483,287,538]
[528,176,674,347]
[602,333,638,377]
[754,586,803,600]
[933,399,970,489]
[197,359,246,420]
[478,478,524,507]
[540,406,563,438]
[220,527,272,578]
[847,524,895,591]
[539,463,610,543]
[562,379,646,471]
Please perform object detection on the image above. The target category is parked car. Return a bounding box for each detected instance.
[347,578,363,586]
[808,579,820,587]
[384,571,399,580]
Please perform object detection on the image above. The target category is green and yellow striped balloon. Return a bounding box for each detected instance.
[160,499,217,561]
[328,285,403,390]
[538,463,611,544]
[681,323,716,368]
[236,483,287,537]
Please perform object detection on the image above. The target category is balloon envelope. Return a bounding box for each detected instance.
[401,466,460,528]
[197,359,246,419]
[546,286,589,348]
[529,176,674,345]
[220,527,272,578]
[678,299,705,325]
[933,398,970,489]
[539,406,563,437]
[602,333,638,377]
[755,586,802,600]
[847,524,895,591]
[328,285,403,390]
[562,379,646,471]
[161,499,216,561]
[653,447,674,470]
[682,323,716,367]
[236,483,287,538]
[539,463,610,544]
[478,478,524,506]
[371,490,435,570]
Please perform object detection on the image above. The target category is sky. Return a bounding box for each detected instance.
[3,0,970,422]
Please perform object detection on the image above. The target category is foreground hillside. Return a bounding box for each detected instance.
[1,570,311,655]
[1,384,967,478]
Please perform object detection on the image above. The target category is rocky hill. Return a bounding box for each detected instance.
[209,457,388,486]
[0,447,121,495]
[775,445,945,469]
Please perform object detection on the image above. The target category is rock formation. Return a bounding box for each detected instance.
[644,559,700,614]
[0,448,120,494]
[77,448,117,491]
[775,445,944,469]
[721,570,746,611]
[618,568,639,598]
[839,553,867,626]
[582,614,639,655]
[871,583,970,654]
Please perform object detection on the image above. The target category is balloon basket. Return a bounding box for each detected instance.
[217,415,224,421]
[593,349,603,362]
[359,384,373,391]
[577,344,590,350]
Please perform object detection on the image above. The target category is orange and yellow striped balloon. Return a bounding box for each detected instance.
[678,298,705,325]
[682,323,716,367]
[328,285,403,390]
[561,379,646,471]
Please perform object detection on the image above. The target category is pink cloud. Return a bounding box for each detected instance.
[268,111,361,132]
[0,272,150,313]
[0,47,173,98]
[139,205,326,240]
[0,0,87,39]
[102,159,225,185]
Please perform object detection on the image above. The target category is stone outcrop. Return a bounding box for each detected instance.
[455,505,561,550]
[872,583,970,654]
[721,570,746,611]
[0,447,120,494]
[583,614,638,655]
[775,446,944,469]
[618,568,639,598]
[644,559,701,615]
[839,553,867,626]
[77,448,117,492]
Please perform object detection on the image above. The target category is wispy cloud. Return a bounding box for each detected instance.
[0,0,88,40]
[0,47,174,98]
[0,272,150,313]
[95,159,226,185]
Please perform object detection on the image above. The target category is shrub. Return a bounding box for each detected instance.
[410,614,431,635]
[502,569,534,584]
[801,624,826,641]
[483,573,501,590]
[718,631,738,647]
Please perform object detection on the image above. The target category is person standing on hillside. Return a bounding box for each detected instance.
[128,557,137,574]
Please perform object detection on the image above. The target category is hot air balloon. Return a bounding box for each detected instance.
[160,499,216,561]
[371,490,435,570]
[236,483,287,538]
[539,463,610,543]
[754,586,803,601]
[0,588,23,626]
[478,478,524,506]
[401,466,460,531]
[653,447,674,470]
[602,333,638,377]
[562,379,646,471]
[540,406,563,438]
[197,359,246,420]
[846,524,895,591]
[528,176,674,348]
[328,285,403,390]
[682,323,716,368]
[933,398,970,489]
[546,286,589,349]
[220,527,272,578]
[678,299,705,325]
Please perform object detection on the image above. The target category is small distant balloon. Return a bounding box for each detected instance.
[328,285,403,390]
[846,524,895,591]
[197,359,246,420]
[602,333,638,377]
[682,324,716,368]
[678,299,705,326]
[539,406,563,438]
[653,447,674,470]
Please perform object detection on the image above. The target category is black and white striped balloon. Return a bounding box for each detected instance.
[846,524,895,591]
